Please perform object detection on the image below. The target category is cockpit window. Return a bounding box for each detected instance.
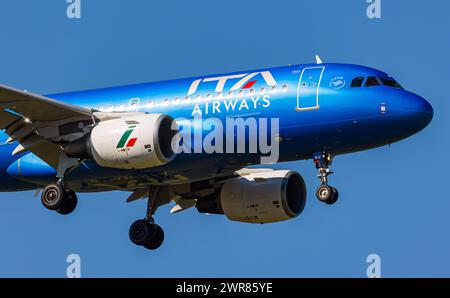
[380,77,403,89]
[365,76,380,87]
[350,77,364,87]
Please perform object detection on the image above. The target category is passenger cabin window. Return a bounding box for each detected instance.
[380,77,402,89]
[351,77,364,87]
[365,76,380,87]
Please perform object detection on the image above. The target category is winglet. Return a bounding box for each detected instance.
[315,55,323,64]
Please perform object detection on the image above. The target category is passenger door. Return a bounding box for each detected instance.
[296,66,325,111]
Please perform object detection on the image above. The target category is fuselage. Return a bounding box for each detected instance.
[0,63,433,191]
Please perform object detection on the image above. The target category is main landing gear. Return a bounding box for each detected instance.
[41,180,78,215]
[313,151,339,205]
[41,154,80,215]
[129,186,165,250]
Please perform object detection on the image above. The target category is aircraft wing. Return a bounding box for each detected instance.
[0,84,93,121]
[0,84,96,168]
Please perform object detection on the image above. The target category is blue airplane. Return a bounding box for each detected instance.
[0,57,433,250]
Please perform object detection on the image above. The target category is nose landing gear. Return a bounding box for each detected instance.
[129,186,165,250]
[313,152,339,205]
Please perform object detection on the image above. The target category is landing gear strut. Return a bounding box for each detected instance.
[313,151,339,205]
[129,186,165,250]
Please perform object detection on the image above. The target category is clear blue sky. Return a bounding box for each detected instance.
[0,0,447,277]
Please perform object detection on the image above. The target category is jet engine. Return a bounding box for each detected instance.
[64,114,179,169]
[196,170,307,223]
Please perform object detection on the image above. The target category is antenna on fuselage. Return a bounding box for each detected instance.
[315,55,323,64]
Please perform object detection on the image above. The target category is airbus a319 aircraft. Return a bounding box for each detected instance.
[0,57,433,250]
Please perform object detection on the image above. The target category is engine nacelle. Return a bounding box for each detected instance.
[64,114,179,169]
[196,170,307,223]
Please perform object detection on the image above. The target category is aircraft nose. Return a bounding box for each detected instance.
[403,93,433,134]
[382,92,433,142]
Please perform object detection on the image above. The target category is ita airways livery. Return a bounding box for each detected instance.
[0,57,433,250]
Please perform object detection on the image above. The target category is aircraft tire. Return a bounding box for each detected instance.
[316,185,333,203]
[143,224,164,250]
[57,190,78,215]
[41,184,64,210]
[129,219,152,246]
[129,220,164,250]
[326,187,339,205]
